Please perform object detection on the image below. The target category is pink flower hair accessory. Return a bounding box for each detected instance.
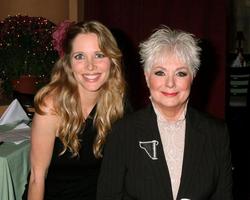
[52,20,75,57]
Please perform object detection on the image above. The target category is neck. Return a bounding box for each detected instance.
[79,90,99,119]
[153,102,187,122]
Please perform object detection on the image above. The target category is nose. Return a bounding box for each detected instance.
[86,58,96,71]
[165,75,175,88]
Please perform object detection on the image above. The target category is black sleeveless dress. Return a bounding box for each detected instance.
[23,109,102,200]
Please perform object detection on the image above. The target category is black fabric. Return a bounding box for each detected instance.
[23,108,102,200]
[22,100,133,200]
[97,103,233,200]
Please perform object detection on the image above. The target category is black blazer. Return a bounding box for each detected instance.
[97,104,233,200]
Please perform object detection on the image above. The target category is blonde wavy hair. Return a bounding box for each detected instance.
[34,21,125,158]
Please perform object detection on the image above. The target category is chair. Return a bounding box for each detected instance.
[229,66,250,107]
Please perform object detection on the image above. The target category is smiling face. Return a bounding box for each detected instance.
[145,53,193,116]
[70,33,111,96]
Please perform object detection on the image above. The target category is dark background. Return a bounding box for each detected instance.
[84,0,227,119]
[83,0,250,199]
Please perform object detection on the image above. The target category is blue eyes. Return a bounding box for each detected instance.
[74,54,84,60]
[154,70,188,77]
[73,52,106,60]
[95,53,105,58]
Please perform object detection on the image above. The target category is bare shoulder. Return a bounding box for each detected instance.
[37,92,57,115]
[32,93,60,138]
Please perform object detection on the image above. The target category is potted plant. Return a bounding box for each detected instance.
[0,15,59,96]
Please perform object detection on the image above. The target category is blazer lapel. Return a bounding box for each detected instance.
[137,104,174,200]
[177,107,205,198]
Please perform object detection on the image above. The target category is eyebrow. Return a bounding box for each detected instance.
[72,50,104,55]
[152,66,189,71]
[71,51,84,56]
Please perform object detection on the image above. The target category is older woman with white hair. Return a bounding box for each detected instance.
[97,26,233,200]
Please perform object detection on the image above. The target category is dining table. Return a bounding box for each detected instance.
[0,140,30,200]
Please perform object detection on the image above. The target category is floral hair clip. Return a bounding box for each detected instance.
[52,20,75,57]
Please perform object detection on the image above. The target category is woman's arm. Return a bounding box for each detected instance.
[27,101,59,200]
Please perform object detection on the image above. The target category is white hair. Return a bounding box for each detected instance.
[139,26,201,77]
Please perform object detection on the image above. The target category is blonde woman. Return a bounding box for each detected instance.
[23,21,128,200]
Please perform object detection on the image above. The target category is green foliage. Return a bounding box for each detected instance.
[0,15,59,95]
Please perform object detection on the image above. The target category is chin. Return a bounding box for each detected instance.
[86,88,101,92]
